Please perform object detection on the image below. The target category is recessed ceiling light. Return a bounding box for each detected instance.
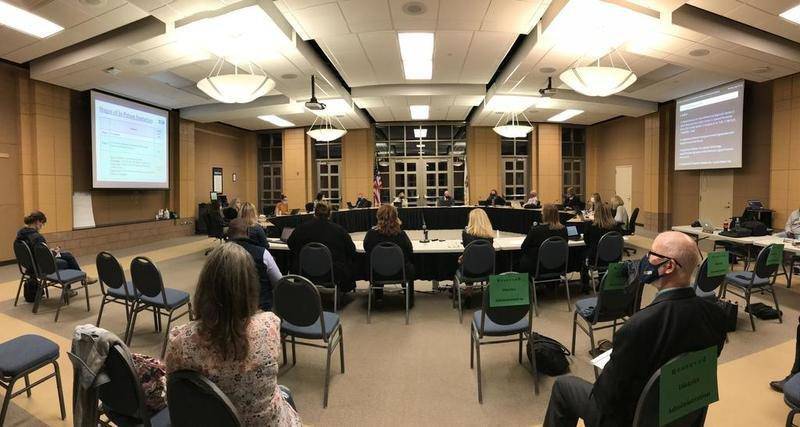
[539,67,556,74]
[0,0,63,38]
[259,115,295,127]
[129,58,150,66]
[104,67,121,76]
[753,66,771,74]
[410,105,429,120]
[399,32,433,80]
[281,73,298,79]
[548,109,583,122]
[780,4,800,24]
[689,48,710,57]
[413,128,427,138]
[78,0,107,7]
[402,1,427,15]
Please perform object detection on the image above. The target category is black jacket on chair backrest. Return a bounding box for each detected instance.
[287,218,356,277]
[591,287,727,427]
[231,238,272,310]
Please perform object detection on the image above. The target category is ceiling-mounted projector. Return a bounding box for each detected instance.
[304,75,326,111]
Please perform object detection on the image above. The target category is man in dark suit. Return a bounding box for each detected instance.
[485,189,505,206]
[438,190,454,207]
[287,203,357,292]
[543,231,727,427]
[563,187,584,211]
[228,219,282,311]
[354,193,370,208]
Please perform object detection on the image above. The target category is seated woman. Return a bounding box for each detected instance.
[274,195,289,216]
[462,208,495,247]
[240,202,268,248]
[586,192,602,214]
[524,191,541,209]
[363,205,415,306]
[393,192,409,208]
[16,211,97,284]
[518,204,567,274]
[166,243,301,427]
[582,205,622,285]
[610,195,629,227]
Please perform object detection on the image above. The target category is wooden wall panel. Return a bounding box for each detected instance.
[771,75,799,227]
[282,128,310,210]
[194,123,255,207]
[537,124,562,204]
[341,129,374,204]
[467,127,501,204]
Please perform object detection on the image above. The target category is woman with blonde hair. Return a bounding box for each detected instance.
[239,202,268,248]
[581,205,622,285]
[519,204,567,273]
[462,208,495,246]
[610,195,629,226]
[363,204,415,305]
[587,192,603,213]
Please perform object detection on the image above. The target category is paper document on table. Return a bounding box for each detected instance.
[591,349,612,370]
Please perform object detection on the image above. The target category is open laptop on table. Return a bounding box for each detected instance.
[567,225,581,241]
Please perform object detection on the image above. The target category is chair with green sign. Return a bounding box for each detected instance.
[572,263,639,365]
[470,272,537,403]
[720,244,783,331]
[692,253,728,301]
[632,347,719,427]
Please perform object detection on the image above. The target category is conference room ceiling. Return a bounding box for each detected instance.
[4,0,800,129]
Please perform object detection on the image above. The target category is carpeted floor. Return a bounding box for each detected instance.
[0,234,796,426]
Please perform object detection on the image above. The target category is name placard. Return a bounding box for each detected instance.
[659,346,719,426]
[489,273,529,308]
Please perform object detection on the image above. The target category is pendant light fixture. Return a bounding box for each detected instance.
[559,48,637,97]
[493,111,533,139]
[197,56,275,103]
[307,114,347,142]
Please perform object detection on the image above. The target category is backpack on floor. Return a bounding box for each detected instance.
[527,333,571,376]
[23,278,38,303]
[716,299,738,332]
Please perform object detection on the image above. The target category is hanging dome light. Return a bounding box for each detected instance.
[197,57,275,104]
[307,114,347,142]
[559,49,637,97]
[493,111,533,138]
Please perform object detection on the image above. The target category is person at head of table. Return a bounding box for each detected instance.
[393,192,409,208]
[274,194,289,216]
[563,187,584,211]
[438,190,455,207]
[580,205,622,286]
[786,206,800,238]
[354,192,370,208]
[462,208,495,247]
[312,192,325,209]
[586,193,602,213]
[518,204,567,274]
[610,195,629,228]
[165,243,301,427]
[542,231,727,427]
[524,191,541,209]
[239,202,268,249]
[363,204,416,306]
[485,189,506,207]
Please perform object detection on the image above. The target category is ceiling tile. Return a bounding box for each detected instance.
[481,0,538,33]
[358,31,404,83]
[339,0,393,33]
[318,33,376,86]
[461,31,516,83]
[432,30,472,83]
[437,0,490,30]
[290,2,351,38]
[389,0,440,30]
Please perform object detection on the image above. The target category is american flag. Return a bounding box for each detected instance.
[372,166,382,205]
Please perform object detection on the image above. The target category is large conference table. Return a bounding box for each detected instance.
[264,206,599,281]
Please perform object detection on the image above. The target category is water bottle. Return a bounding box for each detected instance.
[423,223,429,242]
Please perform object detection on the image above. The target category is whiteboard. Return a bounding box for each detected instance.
[73,192,96,229]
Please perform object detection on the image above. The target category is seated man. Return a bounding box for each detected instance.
[562,187,584,211]
[786,205,800,238]
[227,218,282,311]
[287,203,357,292]
[354,193,370,208]
[543,231,727,427]
[485,189,505,207]
[438,190,455,207]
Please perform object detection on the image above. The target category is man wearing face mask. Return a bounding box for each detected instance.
[543,231,727,427]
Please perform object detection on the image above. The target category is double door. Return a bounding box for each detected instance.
[390,158,451,206]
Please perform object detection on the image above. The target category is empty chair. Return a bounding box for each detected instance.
[532,236,570,314]
[167,370,242,427]
[299,243,340,312]
[33,242,90,321]
[205,207,226,256]
[693,257,726,301]
[784,373,800,427]
[273,275,344,408]
[588,232,624,291]
[368,242,411,324]
[128,256,193,358]
[622,207,640,257]
[13,240,41,307]
[96,252,137,339]
[454,240,496,323]
[720,244,782,331]
[470,272,537,403]
[0,334,66,424]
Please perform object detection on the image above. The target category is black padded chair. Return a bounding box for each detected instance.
[693,257,726,301]
[470,272,537,403]
[128,257,193,358]
[204,211,226,256]
[299,242,340,312]
[588,232,624,292]
[532,236,570,314]
[13,239,42,308]
[720,244,782,331]
[96,252,137,339]
[167,370,242,427]
[784,372,800,427]
[454,240,496,323]
[95,344,170,426]
[368,242,410,324]
[0,334,65,424]
[572,269,640,376]
[631,351,713,427]
[33,242,90,321]
[622,207,641,257]
[273,275,344,408]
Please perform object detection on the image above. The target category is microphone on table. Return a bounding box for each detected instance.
[420,216,430,243]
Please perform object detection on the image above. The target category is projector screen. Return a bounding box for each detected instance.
[674,80,745,171]
[91,91,169,189]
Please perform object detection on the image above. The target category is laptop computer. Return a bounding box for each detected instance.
[567,225,581,241]
[289,208,300,215]
[280,227,294,242]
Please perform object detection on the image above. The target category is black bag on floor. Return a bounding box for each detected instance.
[746,302,782,320]
[716,299,738,332]
[23,278,38,303]
[527,333,571,376]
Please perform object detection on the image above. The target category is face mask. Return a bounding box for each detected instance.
[638,255,674,285]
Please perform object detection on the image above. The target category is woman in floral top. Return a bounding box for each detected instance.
[165,243,300,427]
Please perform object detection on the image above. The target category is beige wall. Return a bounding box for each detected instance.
[586,116,645,215]
[0,64,24,261]
[770,76,800,229]
[341,129,374,203]
[466,126,501,205]
[537,123,562,204]
[282,128,311,210]
[193,122,257,208]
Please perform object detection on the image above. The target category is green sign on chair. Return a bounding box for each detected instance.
[489,273,529,308]
[659,346,719,426]
[602,262,627,291]
[705,251,729,277]
[766,244,784,267]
